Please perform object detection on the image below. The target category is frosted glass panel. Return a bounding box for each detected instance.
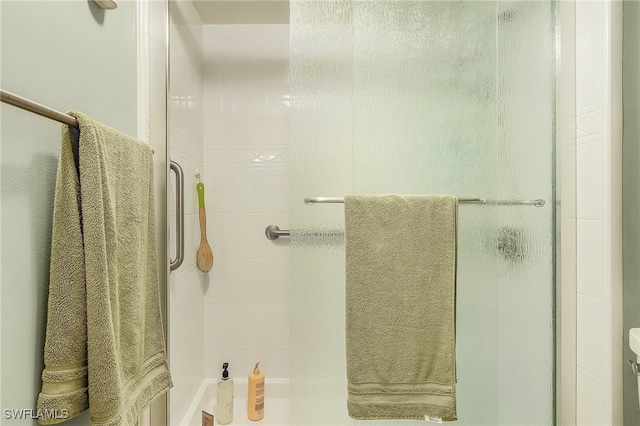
[494,3,555,424]
[290,2,555,425]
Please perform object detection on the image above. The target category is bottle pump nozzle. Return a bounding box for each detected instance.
[253,362,260,374]
[222,362,229,380]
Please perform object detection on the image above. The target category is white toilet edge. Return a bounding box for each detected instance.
[630,328,640,357]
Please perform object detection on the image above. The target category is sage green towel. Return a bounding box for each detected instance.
[37,111,172,425]
[345,194,457,421]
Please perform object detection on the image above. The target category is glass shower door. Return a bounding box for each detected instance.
[290,1,556,424]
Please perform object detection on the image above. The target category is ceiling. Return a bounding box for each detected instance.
[191,0,290,25]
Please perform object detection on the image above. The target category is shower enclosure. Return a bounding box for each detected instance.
[166,1,557,424]
[288,1,555,425]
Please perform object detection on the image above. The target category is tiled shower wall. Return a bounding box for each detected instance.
[201,25,291,380]
[167,11,290,420]
[561,0,626,425]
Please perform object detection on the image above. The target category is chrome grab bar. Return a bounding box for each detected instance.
[265,224,289,240]
[170,161,184,271]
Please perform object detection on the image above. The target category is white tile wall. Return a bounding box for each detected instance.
[572,0,623,423]
[577,293,605,379]
[201,24,290,382]
[168,0,205,422]
[576,220,604,300]
[576,367,605,425]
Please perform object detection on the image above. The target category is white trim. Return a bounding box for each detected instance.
[603,0,624,423]
[137,0,150,143]
[137,2,151,424]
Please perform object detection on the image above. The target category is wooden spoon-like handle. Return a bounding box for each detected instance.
[196,183,214,272]
[199,207,209,241]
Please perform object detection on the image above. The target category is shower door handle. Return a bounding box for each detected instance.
[170,160,184,271]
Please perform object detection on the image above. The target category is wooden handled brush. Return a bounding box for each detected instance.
[196,181,214,272]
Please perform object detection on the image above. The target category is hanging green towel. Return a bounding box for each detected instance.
[37,111,172,425]
[345,194,457,421]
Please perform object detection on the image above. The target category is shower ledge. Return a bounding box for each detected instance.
[183,378,289,426]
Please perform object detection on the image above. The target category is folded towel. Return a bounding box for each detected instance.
[37,111,172,425]
[344,194,458,421]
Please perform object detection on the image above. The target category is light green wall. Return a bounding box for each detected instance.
[0,1,137,424]
[623,2,640,425]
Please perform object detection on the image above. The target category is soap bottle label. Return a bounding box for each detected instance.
[255,381,264,414]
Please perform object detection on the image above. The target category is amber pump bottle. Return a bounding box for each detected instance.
[247,362,265,421]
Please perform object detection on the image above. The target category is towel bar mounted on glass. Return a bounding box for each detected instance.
[303,196,546,207]
[264,195,546,240]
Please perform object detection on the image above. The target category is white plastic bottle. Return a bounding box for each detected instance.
[216,363,233,425]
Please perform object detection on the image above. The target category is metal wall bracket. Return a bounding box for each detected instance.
[265,224,290,240]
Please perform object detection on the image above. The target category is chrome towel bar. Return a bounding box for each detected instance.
[1,89,78,128]
[303,196,546,207]
[1,89,155,153]
[266,196,547,240]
